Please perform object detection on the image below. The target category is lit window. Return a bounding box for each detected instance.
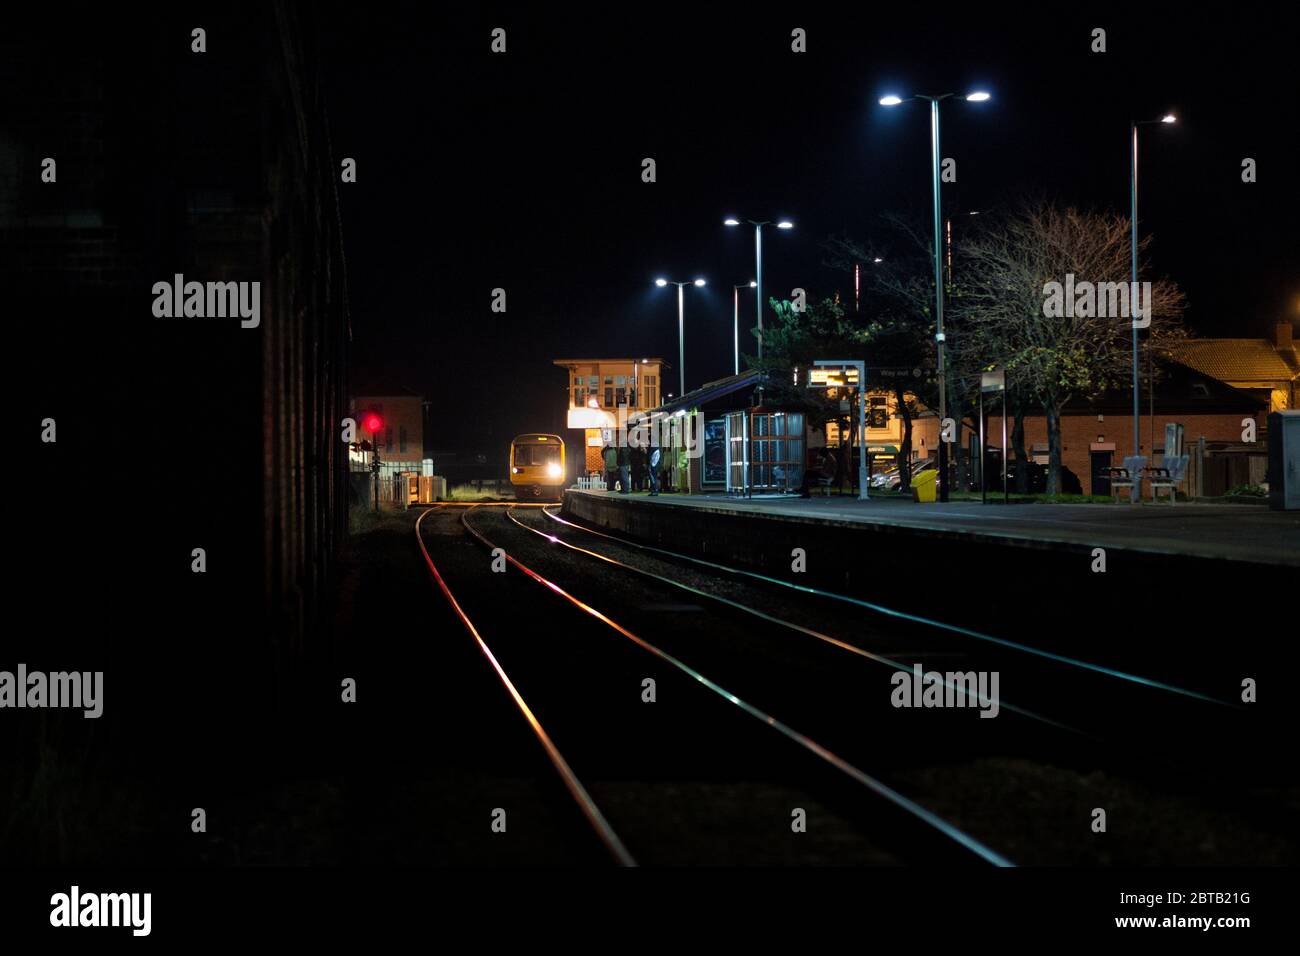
[868,395,889,429]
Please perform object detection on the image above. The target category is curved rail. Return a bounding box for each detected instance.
[414,506,636,866]
[461,506,1015,867]
[506,506,1076,734]
[540,506,1224,706]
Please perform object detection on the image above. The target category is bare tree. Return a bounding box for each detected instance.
[957,203,1187,493]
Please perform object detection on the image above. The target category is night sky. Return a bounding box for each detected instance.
[322,5,1298,448]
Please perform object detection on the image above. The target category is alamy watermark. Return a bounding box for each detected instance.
[891,663,1000,718]
[50,886,150,936]
[1043,273,1152,328]
[605,405,704,459]
[152,273,261,328]
[1,664,103,718]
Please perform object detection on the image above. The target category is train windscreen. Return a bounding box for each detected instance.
[514,443,560,467]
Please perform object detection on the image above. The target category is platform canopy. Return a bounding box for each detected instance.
[636,368,769,420]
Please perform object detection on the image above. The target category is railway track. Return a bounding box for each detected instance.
[415,504,1015,867]
[415,505,634,866]
[523,504,1269,761]
[482,503,1295,865]
[536,506,1226,707]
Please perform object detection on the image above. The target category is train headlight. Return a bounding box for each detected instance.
[511,467,519,474]
[546,463,562,479]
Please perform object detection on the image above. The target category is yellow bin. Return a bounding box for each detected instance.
[911,468,938,503]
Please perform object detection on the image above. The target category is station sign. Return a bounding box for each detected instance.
[807,366,859,388]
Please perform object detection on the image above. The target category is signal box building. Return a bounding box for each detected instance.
[553,358,669,473]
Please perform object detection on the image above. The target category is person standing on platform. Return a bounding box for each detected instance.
[820,447,838,496]
[602,441,619,492]
[647,443,661,496]
[631,442,647,492]
[617,442,631,495]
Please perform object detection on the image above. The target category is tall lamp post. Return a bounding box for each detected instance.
[1129,111,1177,501]
[732,281,756,374]
[880,90,990,502]
[655,277,706,397]
[854,257,884,313]
[724,217,793,361]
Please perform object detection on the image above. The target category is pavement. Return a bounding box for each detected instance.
[569,490,1300,566]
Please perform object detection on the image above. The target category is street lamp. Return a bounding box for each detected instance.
[724,217,793,361]
[655,277,706,396]
[879,90,990,501]
[1129,111,1176,500]
[854,258,885,312]
[732,281,756,374]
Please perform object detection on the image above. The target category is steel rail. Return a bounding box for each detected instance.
[507,506,1076,734]
[460,507,1015,867]
[414,506,636,866]
[540,506,1224,706]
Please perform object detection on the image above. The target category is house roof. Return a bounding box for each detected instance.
[1067,358,1262,414]
[1174,339,1299,384]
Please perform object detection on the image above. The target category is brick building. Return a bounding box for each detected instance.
[1,3,352,677]
[350,393,426,476]
[979,362,1263,495]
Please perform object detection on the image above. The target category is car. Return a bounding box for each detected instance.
[871,457,935,490]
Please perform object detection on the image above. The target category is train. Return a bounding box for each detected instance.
[509,433,566,500]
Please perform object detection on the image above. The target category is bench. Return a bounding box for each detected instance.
[1147,454,1189,504]
[1108,455,1147,502]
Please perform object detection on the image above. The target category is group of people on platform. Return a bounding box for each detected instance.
[601,439,663,496]
[597,442,844,497]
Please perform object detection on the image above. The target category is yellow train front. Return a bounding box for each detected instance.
[509,433,566,500]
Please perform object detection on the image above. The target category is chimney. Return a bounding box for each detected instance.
[1276,321,1295,349]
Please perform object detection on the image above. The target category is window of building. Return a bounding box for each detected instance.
[385,427,393,452]
[868,395,889,429]
[703,418,726,484]
[644,376,658,408]
[727,411,746,491]
[399,426,407,454]
[748,412,804,492]
[605,386,614,407]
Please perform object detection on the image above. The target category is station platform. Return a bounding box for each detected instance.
[562,489,1300,568]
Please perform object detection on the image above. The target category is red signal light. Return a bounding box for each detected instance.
[363,414,383,433]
